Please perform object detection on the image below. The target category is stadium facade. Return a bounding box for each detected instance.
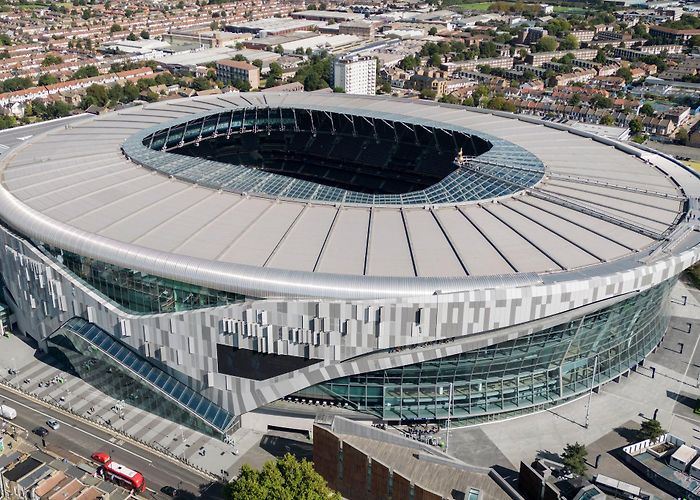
[0,93,698,438]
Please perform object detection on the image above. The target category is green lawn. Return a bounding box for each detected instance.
[552,5,586,13]
[453,2,493,11]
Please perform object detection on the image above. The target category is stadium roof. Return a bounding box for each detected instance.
[0,93,698,300]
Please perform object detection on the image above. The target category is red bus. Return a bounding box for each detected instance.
[103,460,146,492]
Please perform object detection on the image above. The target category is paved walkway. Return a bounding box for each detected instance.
[0,334,261,478]
[446,280,700,499]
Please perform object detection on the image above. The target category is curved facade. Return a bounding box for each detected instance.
[301,280,672,424]
[0,93,698,437]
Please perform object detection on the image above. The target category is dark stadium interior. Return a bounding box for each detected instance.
[147,108,491,195]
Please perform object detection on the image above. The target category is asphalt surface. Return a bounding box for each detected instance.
[0,114,91,153]
[0,384,225,499]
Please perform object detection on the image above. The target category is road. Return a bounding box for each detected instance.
[0,114,91,152]
[0,385,225,499]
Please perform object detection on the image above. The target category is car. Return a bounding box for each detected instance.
[161,486,179,497]
[32,426,48,437]
[46,419,59,430]
[91,451,110,464]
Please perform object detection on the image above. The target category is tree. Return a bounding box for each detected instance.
[109,23,123,33]
[561,442,587,476]
[545,17,571,37]
[590,94,613,109]
[617,66,633,84]
[126,32,138,41]
[601,114,614,126]
[252,59,263,69]
[629,118,643,135]
[535,36,558,53]
[429,53,442,67]
[486,95,516,112]
[479,41,498,58]
[191,77,211,91]
[399,55,419,71]
[569,94,581,106]
[677,128,689,145]
[226,453,340,500]
[559,34,580,51]
[0,115,16,129]
[439,93,460,104]
[428,27,438,36]
[639,102,654,116]
[420,88,437,100]
[639,419,665,441]
[140,30,150,39]
[72,65,98,79]
[595,49,607,64]
[274,44,284,55]
[268,62,282,80]
[0,76,33,92]
[634,23,648,38]
[233,79,251,91]
[82,84,109,108]
[123,81,140,102]
[378,80,392,94]
[41,54,63,67]
[294,53,332,90]
[38,73,58,86]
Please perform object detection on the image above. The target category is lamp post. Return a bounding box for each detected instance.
[585,355,598,429]
[446,382,453,453]
[434,290,442,340]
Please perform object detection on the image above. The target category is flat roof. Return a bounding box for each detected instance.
[156,48,279,67]
[4,457,42,482]
[672,444,696,464]
[226,17,320,31]
[0,93,698,299]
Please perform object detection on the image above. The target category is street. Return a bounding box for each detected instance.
[0,384,225,499]
[0,114,90,152]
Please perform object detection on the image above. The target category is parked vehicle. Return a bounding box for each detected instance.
[0,405,17,420]
[46,419,59,430]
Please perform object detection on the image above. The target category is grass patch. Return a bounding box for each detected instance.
[452,2,493,10]
[553,5,586,13]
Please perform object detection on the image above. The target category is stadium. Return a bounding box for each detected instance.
[0,92,698,438]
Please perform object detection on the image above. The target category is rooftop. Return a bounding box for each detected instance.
[0,93,698,299]
[216,58,258,70]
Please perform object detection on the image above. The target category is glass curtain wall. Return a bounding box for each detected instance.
[297,279,673,425]
[39,244,246,314]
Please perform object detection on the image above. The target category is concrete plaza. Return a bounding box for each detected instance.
[0,333,263,478]
[446,280,700,498]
